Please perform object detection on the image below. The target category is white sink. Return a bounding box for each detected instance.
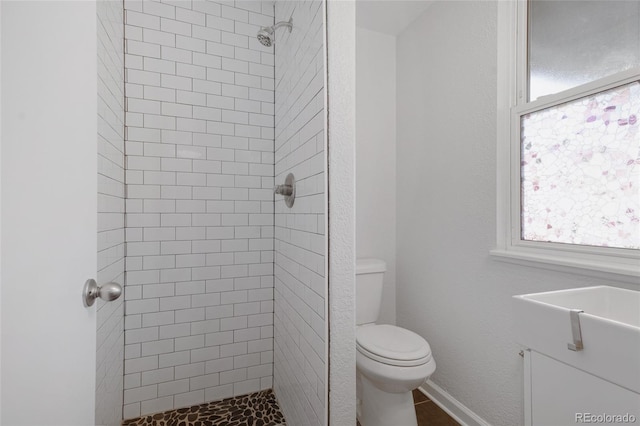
[513,286,640,393]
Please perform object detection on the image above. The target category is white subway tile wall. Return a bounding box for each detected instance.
[97,1,126,425]
[122,0,276,418]
[273,1,326,425]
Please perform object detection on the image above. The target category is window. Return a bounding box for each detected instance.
[494,0,640,279]
[520,82,639,250]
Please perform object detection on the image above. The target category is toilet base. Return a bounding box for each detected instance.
[357,374,417,426]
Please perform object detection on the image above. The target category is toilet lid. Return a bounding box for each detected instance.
[356,325,432,367]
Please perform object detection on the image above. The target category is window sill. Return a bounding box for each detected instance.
[490,248,640,285]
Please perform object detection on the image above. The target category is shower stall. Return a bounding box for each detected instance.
[1,0,356,425]
[117,0,327,424]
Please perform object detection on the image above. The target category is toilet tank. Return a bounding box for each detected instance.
[356,258,387,325]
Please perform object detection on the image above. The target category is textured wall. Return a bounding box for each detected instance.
[122,0,275,418]
[272,1,326,425]
[96,0,126,424]
[326,1,357,424]
[355,26,396,325]
[396,2,636,425]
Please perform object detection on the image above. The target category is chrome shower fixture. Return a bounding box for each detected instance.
[257,17,293,47]
[274,173,295,208]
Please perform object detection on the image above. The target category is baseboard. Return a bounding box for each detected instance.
[418,380,492,426]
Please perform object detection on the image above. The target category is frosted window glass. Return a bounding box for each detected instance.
[521,81,640,249]
[529,0,640,101]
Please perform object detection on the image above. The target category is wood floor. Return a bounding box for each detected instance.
[412,389,460,425]
[357,389,460,426]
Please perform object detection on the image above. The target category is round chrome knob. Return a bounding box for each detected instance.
[98,282,122,302]
[83,279,122,307]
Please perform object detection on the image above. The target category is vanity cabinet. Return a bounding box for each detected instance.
[512,286,640,426]
[524,350,640,426]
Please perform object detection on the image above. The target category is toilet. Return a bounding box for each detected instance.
[356,258,436,426]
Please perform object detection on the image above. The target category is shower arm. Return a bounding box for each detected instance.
[272,18,293,33]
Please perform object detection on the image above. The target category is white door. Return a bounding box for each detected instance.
[1,2,100,424]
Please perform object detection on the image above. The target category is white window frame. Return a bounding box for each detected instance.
[492,0,640,282]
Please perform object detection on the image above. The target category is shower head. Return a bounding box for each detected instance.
[257,17,293,47]
[257,27,275,47]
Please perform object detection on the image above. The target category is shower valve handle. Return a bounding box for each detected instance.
[274,173,296,208]
[274,184,293,196]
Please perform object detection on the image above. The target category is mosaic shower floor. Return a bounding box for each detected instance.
[122,389,286,426]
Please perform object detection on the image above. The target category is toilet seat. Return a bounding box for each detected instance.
[356,324,432,367]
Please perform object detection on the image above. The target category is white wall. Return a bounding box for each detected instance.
[355,26,396,325]
[96,1,126,424]
[1,2,98,424]
[396,2,638,425]
[0,2,3,419]
[121,0,276,417]
[272,1,326,424]
[0,2,4,420]
[327,1,357,424]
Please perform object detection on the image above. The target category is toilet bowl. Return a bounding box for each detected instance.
[356,259,436,426]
